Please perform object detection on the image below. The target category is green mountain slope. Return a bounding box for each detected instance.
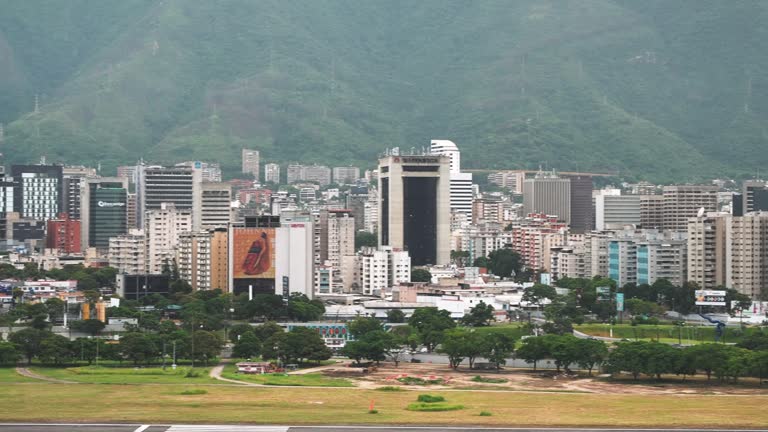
[0,0,766,182]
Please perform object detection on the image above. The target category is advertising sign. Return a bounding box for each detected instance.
[695,290,726,306]
[616,293,625,312]
[539,273,551,286]
[731,301,768,318]
[596,286,611,302]
[233,228,276,279]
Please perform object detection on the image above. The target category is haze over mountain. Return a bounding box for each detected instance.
[1,0,766,181]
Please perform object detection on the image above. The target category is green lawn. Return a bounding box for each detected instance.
[0,367,35,383]
[221,364,353,387]
[471,323,531,339]
[0,383,766,427]
[575,323,760,344]
[30,365,220,384]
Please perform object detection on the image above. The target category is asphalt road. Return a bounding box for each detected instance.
[0,426,765,432]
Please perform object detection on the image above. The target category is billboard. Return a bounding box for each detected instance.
[731,301,768,318]
[596,286,611,302]
[233,228,276,279]
[616,293,625,312]
[695,290,726,306]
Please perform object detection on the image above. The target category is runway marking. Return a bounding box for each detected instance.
[167,426,289,432]
[134,426,151,432]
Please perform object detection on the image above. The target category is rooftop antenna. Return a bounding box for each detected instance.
[34,94,39,114]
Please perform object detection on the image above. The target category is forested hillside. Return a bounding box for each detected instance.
[0,0,766,181]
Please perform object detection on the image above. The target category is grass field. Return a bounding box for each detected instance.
[0,382,766,427]
[221,364,353,387]
[29,365,219,384]
[0,368,34,383]
[574,323,761,344]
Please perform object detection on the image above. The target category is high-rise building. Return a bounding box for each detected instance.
[346,187,369,232]
[176,161,222,183]
[126,193,137,230]
[333,167,360,185]
[80,177,128,251]
[177,228,229,291]
[728,212,768,299]
[197,182,232,229]
[640,195,665,229]
[11,165,63,220]
[743,180,768,215]
[145,203,192,274]
[690,212,768,298]
[317,209,356,289]
[378,154,451,266]
[287,164,303,184]
[137,165,202,229]
[45,213,81,254]
[566,175,593,233]
[303,165,332,186]
[264,163,281,184]
[523,172,571,224]
[430,140,473,218]
[663,185,718,231]
[608,230,687,287]
[687,213,728,290]
[242,149,260,179]
[108,230,146,275]
[62,166,97,220]
[595,193,640,230]
[0,177,17,239]
[116,165,137,183]
[487,171,526,194]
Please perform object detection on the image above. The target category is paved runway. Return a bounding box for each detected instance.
[0,425,765,432]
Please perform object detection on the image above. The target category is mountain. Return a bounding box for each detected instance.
[1,0,766,182]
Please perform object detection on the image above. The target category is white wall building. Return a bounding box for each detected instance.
[145,203,192,274]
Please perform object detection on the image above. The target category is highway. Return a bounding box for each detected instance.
[0,425,764,432]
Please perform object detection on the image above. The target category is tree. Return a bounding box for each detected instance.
[386,309,406,323]
[284,327,332,364]
[39,334,75,365]
[641,342,680,380]
[70,319,106,336]
[0,341,19,365]
[607,341,648,380]
[687,343,730,381]
[487,248,522,279]
[341,330,396,365]
[9,328,47,364]
[545,335,580,373]
[438,328,468,369]
[252,322,285,343]
[169,279,192,296]
[542,295,585,335]
[355,232,377,250]
[233,331,261,359]
[473,256,489,268]
[522,284,557,309]
[348,316,383,338]
[408,307,456,352]
[287,294,325,322]
[229,323,256,343]
[483,332,515,370]
[450,250,470,267]
[44,298,65,323]
[516,336,550,371]
[573,338,608,376]
[749,350,768,383]
[461,301,495,327]
[411,268,432,283]
[624,298,665,317]
[250,294,286,321]
[120,332,158,365]
[192,330,223,365]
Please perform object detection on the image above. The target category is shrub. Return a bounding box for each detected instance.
[179,389,208,395]
[184,369,202,378]
[368,409,379,414]
[376,386,404,392]
[417,394,445,403]
[396,376,445,385]
[471,375,508,384]
[407,403,464,412]
[479,411,493,416]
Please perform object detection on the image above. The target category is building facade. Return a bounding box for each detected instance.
[242,149,260,179]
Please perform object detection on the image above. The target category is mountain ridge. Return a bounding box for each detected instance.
[0,0,766,182]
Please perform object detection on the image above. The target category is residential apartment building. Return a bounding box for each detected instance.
[264,163,280,184]
[198,182,232,229]
[332,166,360,185]
[663,185,718,231]
[242,149,260,179]
[145,203,192,274]
[108,230,146,274]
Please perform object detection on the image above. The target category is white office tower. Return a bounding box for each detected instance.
[242,149,260,179]
[430,140,473,218]
[275,220,315,298]
[145,203,192,274]
[264,163,281,184]
[595,189,641,230]
[137,164,202,229]
[108,230,146,274]
[176,161,222,183]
